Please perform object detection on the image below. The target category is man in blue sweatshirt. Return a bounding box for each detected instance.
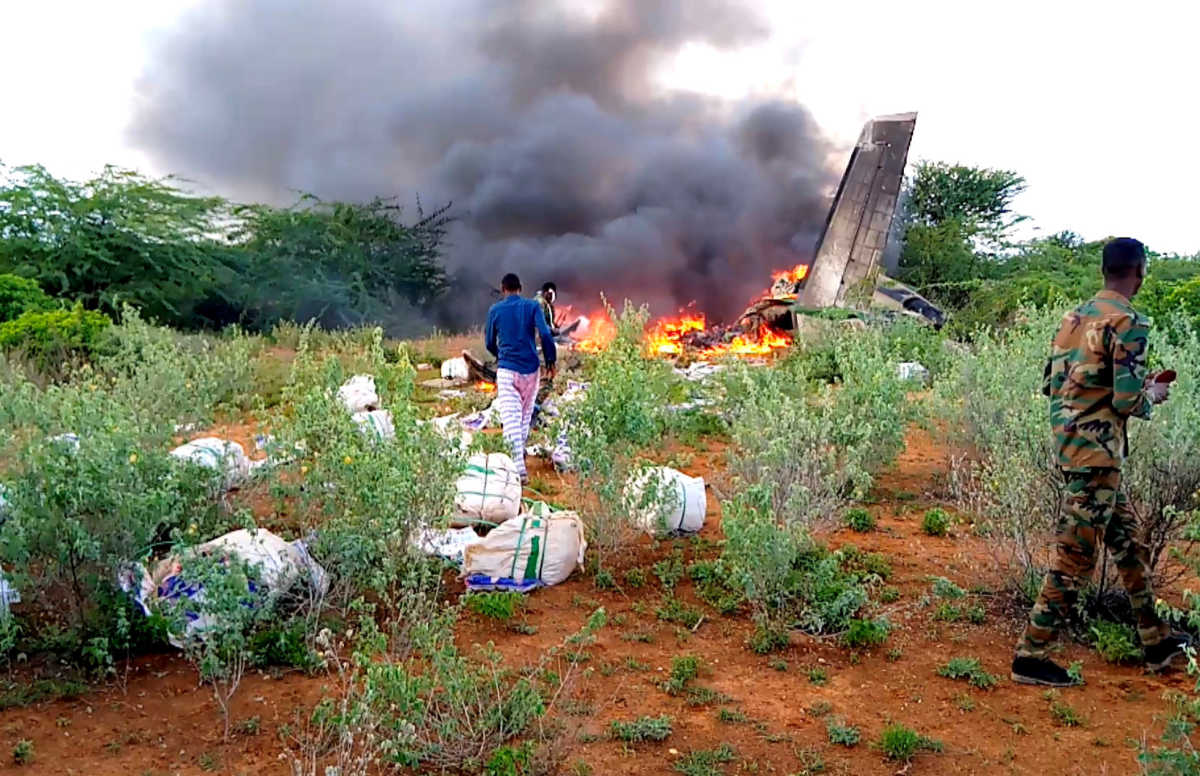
[485,273,557,484]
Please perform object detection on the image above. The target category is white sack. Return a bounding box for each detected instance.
[463,511,586,587]
[337,375,379,413]
[626,466,707,536]
[454,453,522,523]
[352,409,396,441]
[170,437,252,490]
[897,361,930,385]
[440,357,470,382]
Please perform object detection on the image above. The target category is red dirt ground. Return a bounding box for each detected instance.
[2,428,1189,775]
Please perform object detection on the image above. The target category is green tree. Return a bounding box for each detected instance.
[0,164,235,327]
[227,196,452,334]
[904,161,1027,244]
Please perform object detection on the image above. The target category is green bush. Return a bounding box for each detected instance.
[662,655,700,695]
[0,303,111,365]
[844,507,876,533]
[826,718,861,747]
[922,508,951,537]
[1090,620,1141,663]
[930,576,966,599]
[876,723,942,761]
[674,743,736,775]
[610,714,673,743]
[466,592,525,621]
[0,274,52,322]
[842,618,890,648]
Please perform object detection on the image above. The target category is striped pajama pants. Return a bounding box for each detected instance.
[496,368,540,478]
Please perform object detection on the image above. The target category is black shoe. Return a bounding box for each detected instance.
[1011,656,1081,687]
[1145,633,1192,672]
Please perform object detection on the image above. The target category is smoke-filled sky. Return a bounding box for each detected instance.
[3,0,1199,323]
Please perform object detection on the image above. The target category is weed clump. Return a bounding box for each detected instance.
[844,507,876,533]
[1090,620,1141,663]
[937,657,1000,689]
[922,508,951,537]
[843,618,890,648]
[876,724,943,761]
[826,718,861,747]
[610,715,673,743]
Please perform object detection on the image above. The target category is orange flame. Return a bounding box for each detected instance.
[771,263,810,285]
[476,380,496,393]
[645,313,706,356]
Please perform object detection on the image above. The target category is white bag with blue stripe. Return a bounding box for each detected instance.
[625,466,707,536]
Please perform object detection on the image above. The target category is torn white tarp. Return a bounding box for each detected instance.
[897,361,930,385]
[337,375,379,413]
[412,526,482,566]
[170,437,255,490]
[121,528,328,648]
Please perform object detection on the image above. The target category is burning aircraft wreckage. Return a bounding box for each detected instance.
[471,112,939,374]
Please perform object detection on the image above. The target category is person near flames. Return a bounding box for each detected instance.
[1011,237,1188,687]
[485,273,557,485]
[535,282,560,336]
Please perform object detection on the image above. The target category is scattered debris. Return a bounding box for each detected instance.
[412,526,482,566]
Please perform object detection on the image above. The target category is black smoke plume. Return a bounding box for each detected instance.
[131,0,839,333]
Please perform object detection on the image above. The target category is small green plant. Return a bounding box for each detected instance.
[747,624,789,654]
[1051,700,1083,727]
[198,751,219,772]
[484,743,533,776]
[876,724,943,761]
[654,550,686,590]
[844,507,876,532]
[826,718,861,747]
[1090,620,1141,663]
[620,630,654,644]
[12,739,33,765]
[955,694,976,711]
[842,618,890,648]
[807,667,828,685]
[662,655,700,695]
[807,700,833,717]
[466,591,525,621]
[594,568,617,591]
[657,596,703,628]
[769,658,788,672]
[234,715,261,736]
[930,577,966,599]
[922,508,951,537]
[610,715,673,743]
[624,567,648,588]
[1067,661,1084,684]
[625,657,650,672]
[886,647,903,662]
[880,586,901,603]
[717,708,749,724]
[685,686,732,707]
[937,657,999,689]
[674,743,736,775]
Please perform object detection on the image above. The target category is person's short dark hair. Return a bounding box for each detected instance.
[1102,237,1147,278]
[541,282,557,294]
[501,273,522,292]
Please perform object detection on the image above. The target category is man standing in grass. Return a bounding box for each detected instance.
[1012,237,1188,687]
[485,273,556,485]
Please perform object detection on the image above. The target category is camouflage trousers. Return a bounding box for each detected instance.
[1016,467,1168,659]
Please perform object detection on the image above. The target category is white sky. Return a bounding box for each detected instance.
[2,0,1197,254]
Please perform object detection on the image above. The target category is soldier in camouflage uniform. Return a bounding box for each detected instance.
[1011,237,1188,687]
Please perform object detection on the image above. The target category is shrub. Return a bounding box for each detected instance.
[12,739,33,765]
[876,723,943,761]
[1090,620,1141,663]
[662,655,700,695]
[922,508,951,537]
[0,274,52,322]
[826,718,860,747]
[1051,700,1082,727]
[844,507,876,533]
[610,715,673,743]
[936,657,1000,689]
[0,303,111,366]
[466,592,525,621]
[674,744,735,775]
[930,577,966,599]
[843,618,890,648]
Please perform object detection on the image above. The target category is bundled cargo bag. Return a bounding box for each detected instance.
[352,409,396,441]
[170,437,253,491]
[625,466,707,536]
[463,508,586,590]
[337,375,379,413]
[121,528,328,648]
[440,357,470,382]
[454,453,522,524]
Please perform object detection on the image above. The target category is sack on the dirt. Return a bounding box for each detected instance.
[122,528,328,648]
[454,453,522,524]
[897,361,930,385]
[170,437,253,490]
[463,509,586,589]
[625,466,707,536]
[352,409,396,441]
[337,375,379,413]
[440,357,470,382]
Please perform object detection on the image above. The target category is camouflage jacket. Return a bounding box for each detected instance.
[1043,289,1153,471]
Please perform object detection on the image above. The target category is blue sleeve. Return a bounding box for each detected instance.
[534,304,556,366]
[485,308,499,358]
